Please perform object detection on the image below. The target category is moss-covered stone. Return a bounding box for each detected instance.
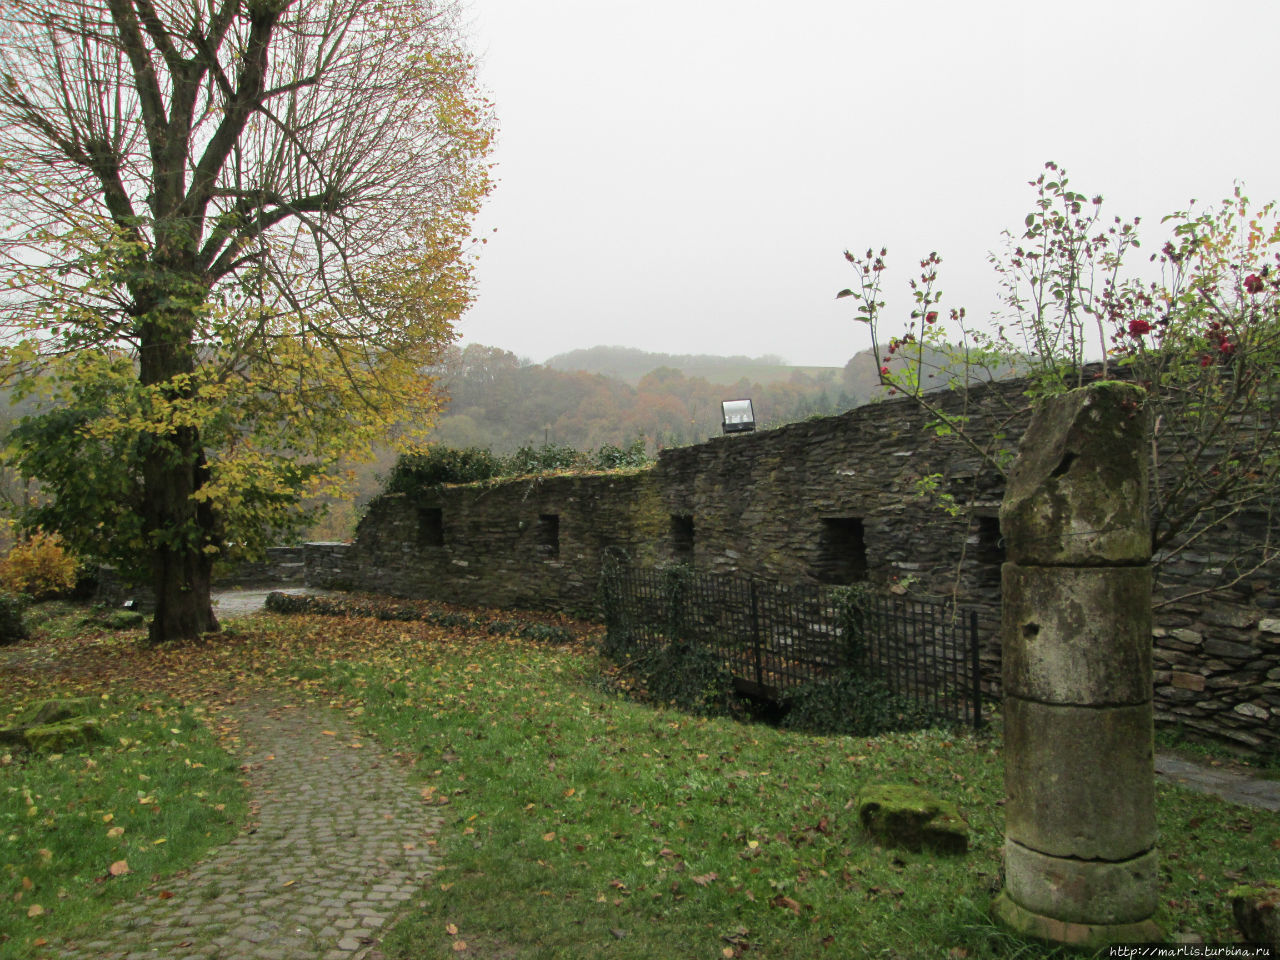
[0,726,26,748]
[23,717,103,753]
[1,698,104,753]
[18,696,100,728]
[856,783,968,855]
[1230,880,1280,948]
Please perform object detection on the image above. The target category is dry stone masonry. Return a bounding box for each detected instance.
[991,382,1161,946]
[306,374,1280,756]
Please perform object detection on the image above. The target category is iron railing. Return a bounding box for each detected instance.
[601,562,983,729]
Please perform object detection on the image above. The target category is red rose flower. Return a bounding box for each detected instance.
[879,366,889,375]
[1245,274,1264,294]
[925,311,938,324]
[1128,318,1152,337]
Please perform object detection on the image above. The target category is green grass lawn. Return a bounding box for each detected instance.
[0,692,248,957]
[2,602,1277,959]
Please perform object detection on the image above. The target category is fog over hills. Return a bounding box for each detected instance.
[430,343,889,455]
[543,346,840,387]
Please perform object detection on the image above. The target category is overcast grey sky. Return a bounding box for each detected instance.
[456,0,1280,368]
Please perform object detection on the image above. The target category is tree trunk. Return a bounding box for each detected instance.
[138,299,221,645]
[142,430,221,645]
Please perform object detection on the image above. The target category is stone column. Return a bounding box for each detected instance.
[991,381,1163,946]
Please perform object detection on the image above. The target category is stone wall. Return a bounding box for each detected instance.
[308,470,668,612]
[216,546,307,586]
[306,377,1280,755]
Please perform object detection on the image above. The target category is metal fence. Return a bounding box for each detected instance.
[601,563,983,729]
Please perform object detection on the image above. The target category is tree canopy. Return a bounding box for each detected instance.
[0,0,494,641]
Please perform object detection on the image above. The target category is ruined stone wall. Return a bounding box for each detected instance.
[216,546,306,586]
[305,377,1280,755]
[309,470,667,613]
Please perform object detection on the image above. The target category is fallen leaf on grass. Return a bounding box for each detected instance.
[770,894,802,916]
[692,872,718,886]
[109,860,130,877]
[452,940,467,952]
[27,904,44,918]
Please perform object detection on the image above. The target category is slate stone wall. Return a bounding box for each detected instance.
[305,377,1280,755]
[308,470,667,613]
[216,546,306,586]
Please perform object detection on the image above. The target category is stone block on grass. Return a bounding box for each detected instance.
[0,697,105,754]
[856,783,968,855]
[23,717,103,753]
[18,696,100,727]
[1230,881,1280,950]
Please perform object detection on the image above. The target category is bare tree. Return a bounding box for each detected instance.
[0,0,493,642]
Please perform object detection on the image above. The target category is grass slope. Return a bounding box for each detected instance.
[1,601,1276,960]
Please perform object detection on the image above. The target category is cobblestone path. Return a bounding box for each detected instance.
[58,692,441,960]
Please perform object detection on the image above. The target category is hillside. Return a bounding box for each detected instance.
[544,345,843,387]
[430,343,890,454]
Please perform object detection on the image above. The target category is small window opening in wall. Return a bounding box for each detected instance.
[671,514,694,561]
[536,514,560,559]
[814,517,868,585]
[975,515,1004,563]
[417,507,444,547]
[974,515,1005,587]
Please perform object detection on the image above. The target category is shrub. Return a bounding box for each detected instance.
[383,447,504,495]
[641,642,742,718]
[0,530,78,600]
[502,443,583,476]
[515,622,574,644]
[0,592,28,645]
[589,437,650,470]
[781,671,935,737]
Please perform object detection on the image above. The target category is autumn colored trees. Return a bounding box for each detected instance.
[0,0,493,641]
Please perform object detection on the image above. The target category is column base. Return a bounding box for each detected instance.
[991,891,1163,948]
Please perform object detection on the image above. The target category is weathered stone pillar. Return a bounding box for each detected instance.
[991,381,1163,946]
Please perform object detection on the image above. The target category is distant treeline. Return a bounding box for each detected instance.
[427,343,887,453]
